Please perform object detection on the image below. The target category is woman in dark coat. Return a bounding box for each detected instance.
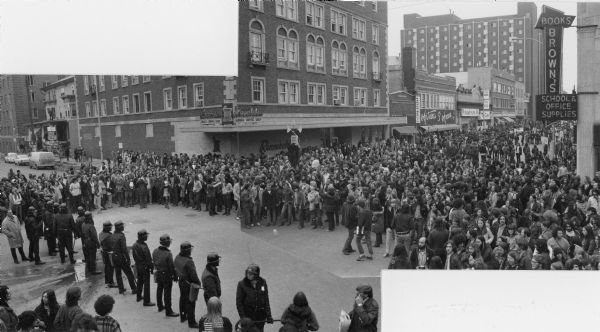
[34,290,60,332]
[279,292,319,332]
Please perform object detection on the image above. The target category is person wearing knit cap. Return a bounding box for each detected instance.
[201,252,221,304]
[347,285,379,332]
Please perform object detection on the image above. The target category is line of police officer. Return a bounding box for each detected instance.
[22,201,272,330]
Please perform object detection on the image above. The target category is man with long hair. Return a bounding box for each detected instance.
[54,287,83,331]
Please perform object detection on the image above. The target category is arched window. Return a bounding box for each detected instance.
[353,47,367,79]
[277,29,298,69]
[331,41,339,73]
[372,51,380,79]
[308,35,325,72]
[287,30,298,67]
[315,37,324,71]
[353,46,360,76]
[249,20,265,63]
[339,43,347,74]
[307,34,316,67]
[277,27,288,61]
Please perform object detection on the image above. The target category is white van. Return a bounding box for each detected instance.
[29,151,56,169]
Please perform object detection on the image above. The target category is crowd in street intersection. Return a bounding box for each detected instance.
[0,118,590,331]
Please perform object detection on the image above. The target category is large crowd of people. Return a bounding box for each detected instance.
[0,118,589,331]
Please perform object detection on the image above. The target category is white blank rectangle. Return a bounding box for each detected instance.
[382,270,600,332]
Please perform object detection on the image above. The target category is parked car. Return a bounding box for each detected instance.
[14,154,30,166]
[4,152,17,163]
[29,151,56,169]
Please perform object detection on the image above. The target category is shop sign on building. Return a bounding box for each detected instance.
[200,108,223,126]
[290,134,299,145]
[479,110,491,120]
[536,94,577,121]
[483,90,490,110]
[415,96,421,124]
[461,108,480,117]
[419,109,456,126]
[47,125,56,141]
[234,107,263,125]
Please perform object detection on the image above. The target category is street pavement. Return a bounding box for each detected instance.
[0,161,383,331]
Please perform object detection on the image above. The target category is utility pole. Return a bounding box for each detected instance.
[94,75,103,162]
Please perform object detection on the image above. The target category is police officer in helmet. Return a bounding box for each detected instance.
[152,234,179,318]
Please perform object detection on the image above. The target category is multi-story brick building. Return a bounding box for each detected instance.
[467,67,517,125]
[235,0,399,151]
[400,2,543,119]
[30,76,78,154]
[401,47,459,132]
[0,75,59,154]
[75,75,232,158]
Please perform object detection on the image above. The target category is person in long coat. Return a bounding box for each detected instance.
[1,209,30,264]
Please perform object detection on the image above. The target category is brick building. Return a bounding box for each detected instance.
[233,0,400,152]
[400,2,543,119]
[467,67,518,125]
[402,47,459,132]
[30,76,78,154]
[0,75,59,154]
[75,75,232,158]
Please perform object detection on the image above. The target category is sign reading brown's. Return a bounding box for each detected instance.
[536,94,577,121]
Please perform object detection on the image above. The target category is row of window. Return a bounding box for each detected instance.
[418,92,456,110]
[492,97,514,109]
[251,77,382,107]
[83,75,152,95]
[493,81,515,96]
[82,84,205,117]
[410,29,525,42]
[93,123,155,139]
[250,20,381,77]
[249,0,380,44]
[406,19,524,35]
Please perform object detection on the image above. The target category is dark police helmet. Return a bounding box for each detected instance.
[246,263,260,277]
[159,234,172,246]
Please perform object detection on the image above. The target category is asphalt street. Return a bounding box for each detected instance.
[0,161,383,331]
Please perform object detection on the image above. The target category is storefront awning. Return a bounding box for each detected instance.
[392,126,420,135]
[420,124,461,132]
[503,117,515,123]
[495,117,508,123]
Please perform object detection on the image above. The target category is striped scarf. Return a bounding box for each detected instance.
[203,317,224,332]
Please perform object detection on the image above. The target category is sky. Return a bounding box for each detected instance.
[0,0,578,90]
